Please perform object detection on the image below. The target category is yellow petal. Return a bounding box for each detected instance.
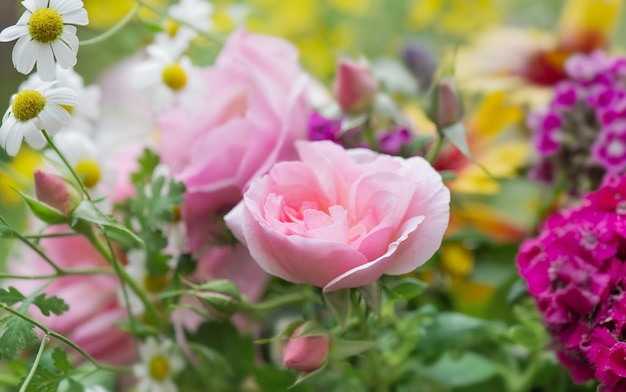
[558,0,622,51]
[440,243,474,278]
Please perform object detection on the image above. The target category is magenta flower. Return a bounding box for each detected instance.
[517,174,626,389]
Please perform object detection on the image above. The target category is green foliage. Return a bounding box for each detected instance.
[18,349,85,392]
[15,190,68,225]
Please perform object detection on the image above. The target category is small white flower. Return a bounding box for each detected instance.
[154,0,213,55]
[0,83,77,156]
[0,0,89,81]
[131,45,205,113]
[133,337,185,392]
[20,66,101,133]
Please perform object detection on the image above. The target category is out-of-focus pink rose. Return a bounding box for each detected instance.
[282,326,330,372]
[225,141,450,292]
[34,170,81,215]
[6,226,135,365]
[333,58,378,113]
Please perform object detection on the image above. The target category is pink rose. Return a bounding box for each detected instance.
[334,58,379,113]
[282,326,330,372]
[7,226,135,365]
[225,141,450,292]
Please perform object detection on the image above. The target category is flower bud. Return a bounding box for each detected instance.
[401,40,437,92]
[334,58,379,113]
[192,279,242,320]
[282,326,330,372]
[429,78,464,129]
[34,170,81,215]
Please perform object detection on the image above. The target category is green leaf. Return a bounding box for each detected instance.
[323,289,352,330]
[419,352,498,388]
[72,202,144,247]
[509,325,542,351]
[31,294,69,316]
[52,348,71,375]
[357,281,381,315]
[388,278,428,301]
[62,379,85,392]
[0,287,26,306]
[15,189,68,225]
[131,148,160,184]
[0,314,37,360]
[331,339,377,360]
[19,365,61,392]
[441,122,471,160]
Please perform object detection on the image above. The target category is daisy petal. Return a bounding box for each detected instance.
[51,0,84,14]
[0,25,27,42]
[23,125,46,149]
[14,40,38,75]
[36,44,56,81]
[4,122,24,156]
[37,106,64,133]
[60,28,79,52]
[46,88,79,106]
[21,0,38,13]
[13,35,32,67]
[44,104,72,131]
[51,40,76,68]
[61,9,89,25]
[33,0,48,9]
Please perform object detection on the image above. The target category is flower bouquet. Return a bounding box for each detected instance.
[0,0,625,391]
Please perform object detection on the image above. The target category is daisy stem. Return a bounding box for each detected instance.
[18,333,48,392]
[134,0,225,44]
[0,214,63,274]
[0,269,115,280]
[0,304,129,373]
[81,223,163,329]
[41,130,93,203]
[0,230,78,239]
[80,5,141,46]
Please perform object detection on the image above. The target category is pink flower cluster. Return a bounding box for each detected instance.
[528,51,626,194]
[517,174,626,391]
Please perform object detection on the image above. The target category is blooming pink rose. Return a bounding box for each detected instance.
[7,226,135,365]
[225,141,450,292]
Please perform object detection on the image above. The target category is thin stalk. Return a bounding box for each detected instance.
[0,268,115,280]
[19,334,48,392]
[80,5,140,46]
[426,135,445,164]
[0,214,62,274]
[0,305,128,373]
[42,130,92,202]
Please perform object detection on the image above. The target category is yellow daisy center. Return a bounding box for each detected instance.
[165,20,180,37]
[171,205,181,222]
[143,274,169,294]
[28,8,64,44]
[162,63,188,91]
[148,355,171,381]
[74,159,101,189]
[12,90,46,122]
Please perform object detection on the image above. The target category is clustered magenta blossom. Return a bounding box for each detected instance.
[528,51,626,194]
[517,174,626,391]
[226,141,450,292]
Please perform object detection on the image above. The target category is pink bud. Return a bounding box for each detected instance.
[282,327,330,372]
[433,78,463,128]
[34,170,81,214]
[334,58,379,112]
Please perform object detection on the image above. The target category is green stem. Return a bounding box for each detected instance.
[16,231,78,239]
[19,333,48,392]
[1,305,128,373]
[42,130,93,203]
[0,214,62,274]
[134,0,224,44]
[244,291,313,313]
[80,5,140,46]
[0,269,114,280]
[426,135,445,164]
[82,224,162,328]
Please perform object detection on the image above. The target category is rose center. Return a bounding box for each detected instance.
[148,355,171,381]
[162,63,187,91]
[143,274,169,294]
[28,8,64,43]
[12,90,46,122]
[74,159,101,189]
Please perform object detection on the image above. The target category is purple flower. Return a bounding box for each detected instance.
[378,127,413,155]
[308,112,342,142]
[592,122,626,173]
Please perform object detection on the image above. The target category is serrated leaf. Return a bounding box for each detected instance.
[60,378,86,392]
[0,287,26,306]
[52,348,71,375]
[0,314,37,360]
[15,189,68,225]
[441,122,471,160]
[32,294,69,316]
[20,364,63,392]
[72,202,144,247]
[323,289,351,330]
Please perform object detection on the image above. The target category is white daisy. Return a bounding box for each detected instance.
[131,45,205,113]
[133,337,185,392]
[154,0,213,56]
[0,0,89,81]
[0,83,77,156]
[20,65,101,134]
